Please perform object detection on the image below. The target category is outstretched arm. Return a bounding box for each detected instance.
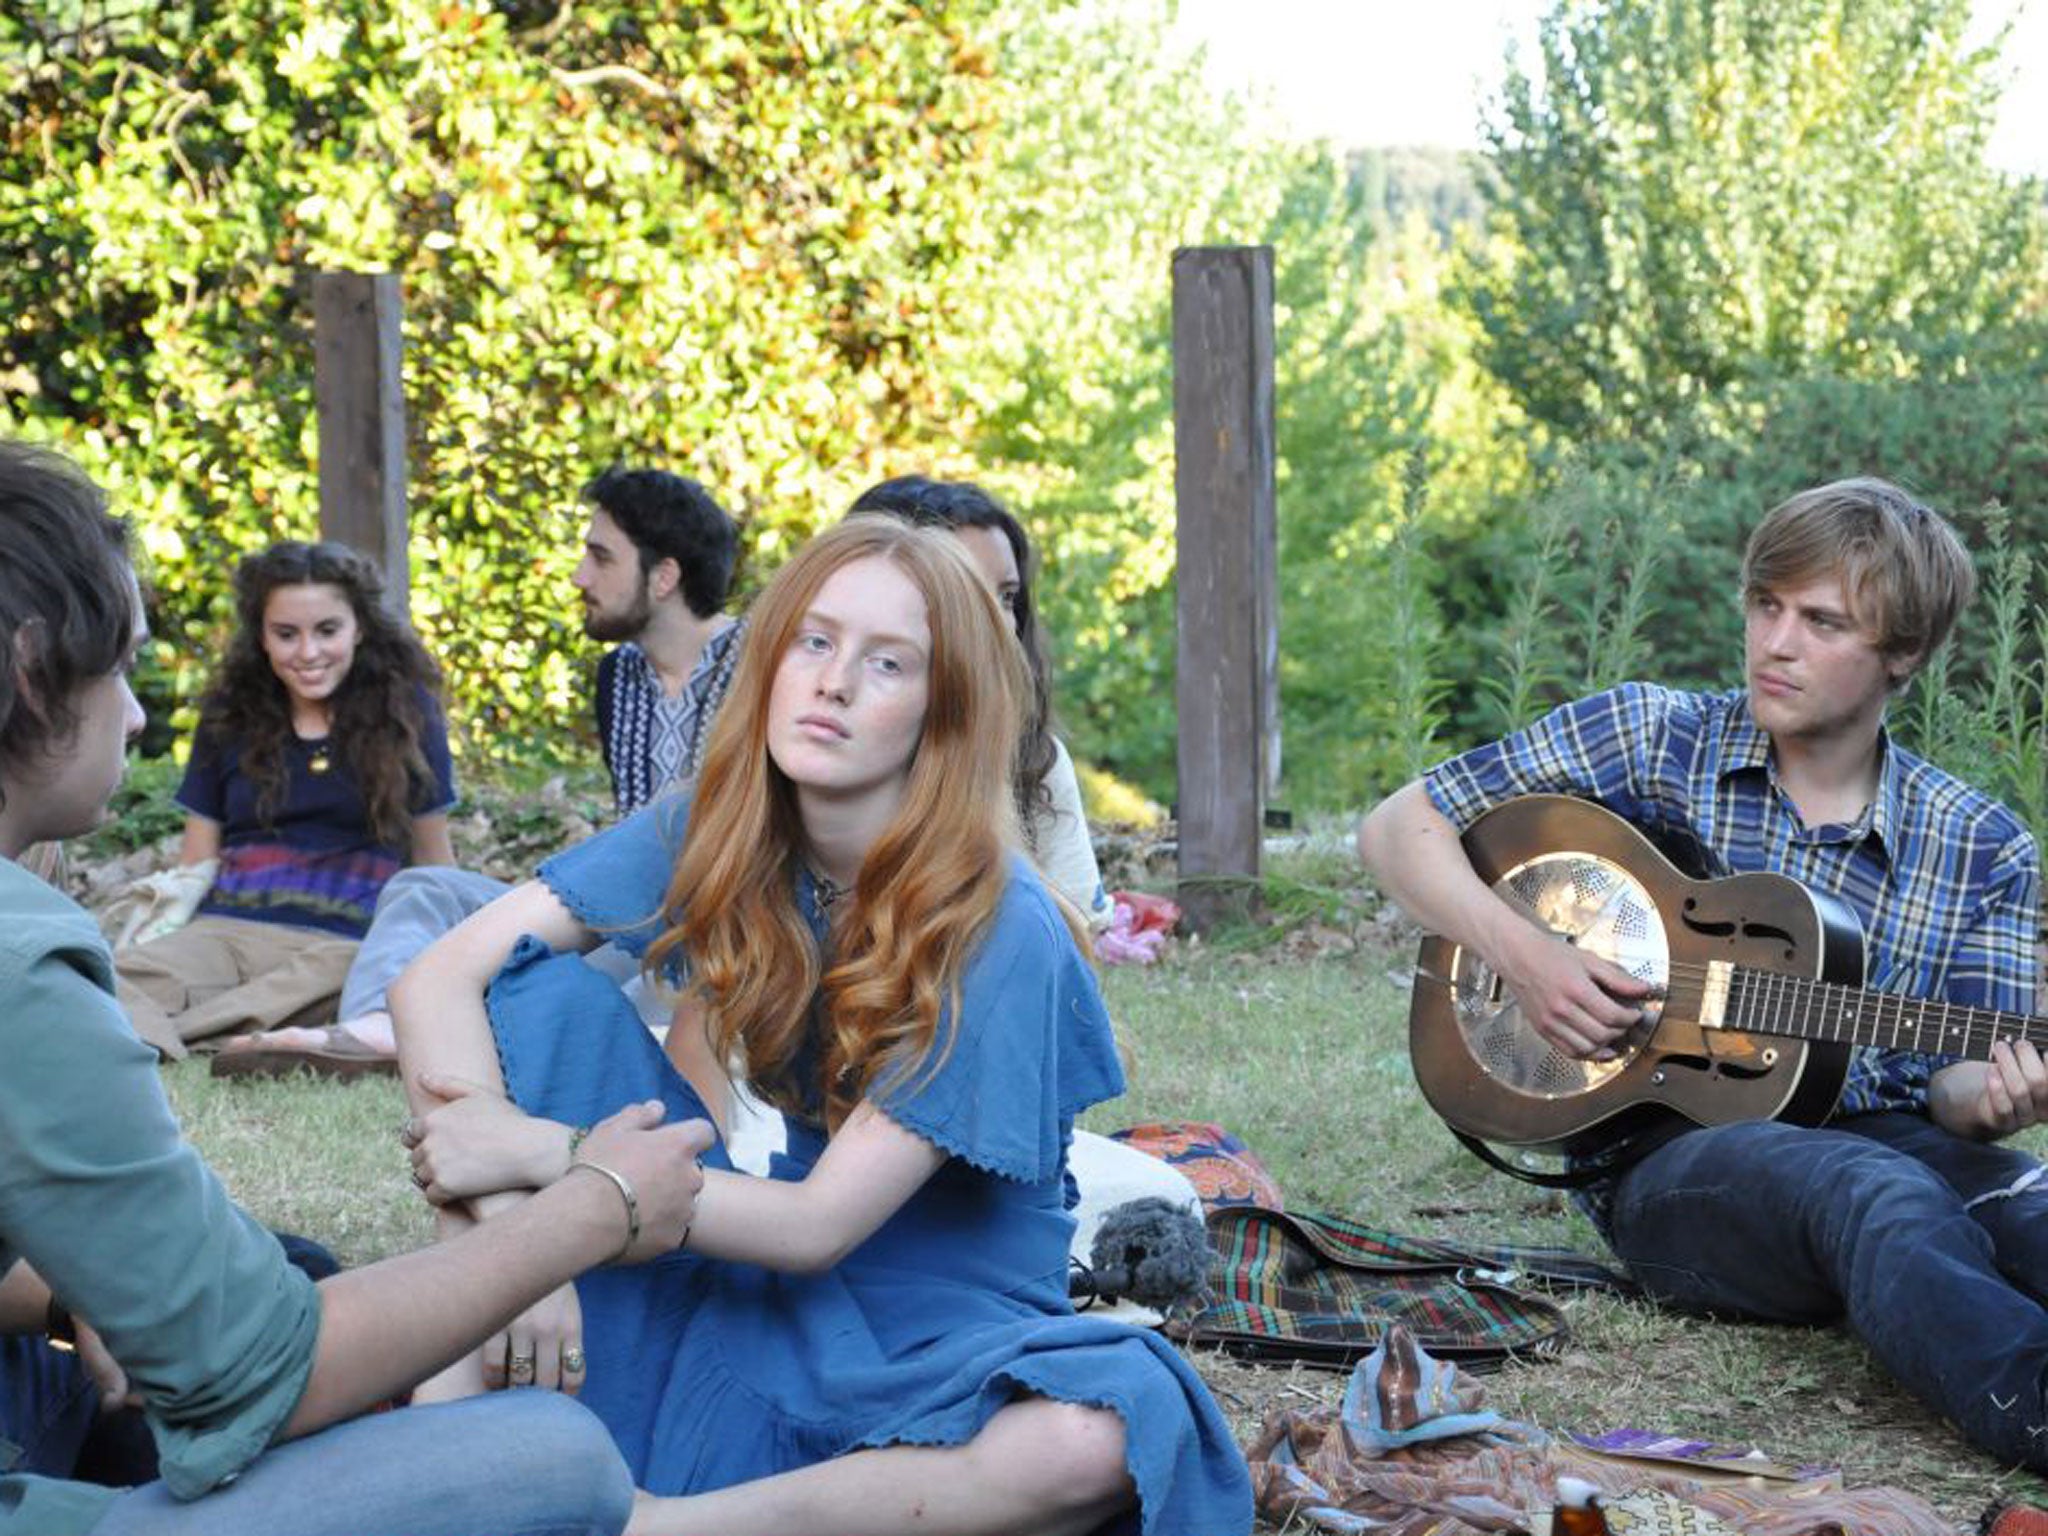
[414,1090,945,1277]
[1357,778,1652,1058]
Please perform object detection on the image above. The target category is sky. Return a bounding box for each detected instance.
[1168,0,2048,176]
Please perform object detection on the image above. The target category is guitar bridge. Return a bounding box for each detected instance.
[1699,961,1733,1030]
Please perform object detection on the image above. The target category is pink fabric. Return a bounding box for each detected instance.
[1096,899,1169,965]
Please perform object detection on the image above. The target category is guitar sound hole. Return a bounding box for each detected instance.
[1714,1060,1774,1080]
[1738,919,1797,948]
[1472,849,1672,1102]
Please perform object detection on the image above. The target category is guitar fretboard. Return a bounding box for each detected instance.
[1723,968,2048,1059]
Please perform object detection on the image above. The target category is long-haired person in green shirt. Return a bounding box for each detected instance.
[0,438,711,1536]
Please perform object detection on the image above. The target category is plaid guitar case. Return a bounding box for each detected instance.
[1173,1203,1634,1372]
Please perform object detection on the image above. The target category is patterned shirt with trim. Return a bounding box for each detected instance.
[1423,684,2041,1214]
[595,620,745,815]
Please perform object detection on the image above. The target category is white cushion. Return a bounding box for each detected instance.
[723,1089,1198,1328]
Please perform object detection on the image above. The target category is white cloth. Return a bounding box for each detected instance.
[1030,738,1113,932]
[98,858,218,949]
[725,1092,1198,1326]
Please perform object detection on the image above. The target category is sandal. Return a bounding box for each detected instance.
[210,1022,397,1081]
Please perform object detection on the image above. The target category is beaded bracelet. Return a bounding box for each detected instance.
[566,1123,592,1169]
[568,1159,640,1263]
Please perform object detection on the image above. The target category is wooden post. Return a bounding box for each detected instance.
[312,271,410,614]
[1172,245,1278,931]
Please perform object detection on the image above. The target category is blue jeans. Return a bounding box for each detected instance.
[91,1394,634,1536]
[0,1334,100,1479]
[341,866,657,1025]
[1610,1111,2048,1469]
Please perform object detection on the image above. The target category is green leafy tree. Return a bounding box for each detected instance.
[1466,0,2045,441]
[933,2,1286,800]
[1,0,1005,758]
[938,5,1534,807]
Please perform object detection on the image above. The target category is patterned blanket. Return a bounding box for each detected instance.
[1248,1328,1959,1536]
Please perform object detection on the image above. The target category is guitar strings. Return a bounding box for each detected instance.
[1429,955,2045,1054]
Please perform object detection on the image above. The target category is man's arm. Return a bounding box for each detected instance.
[284,1102,708,1436]
[1923,833,2045,1140]
[1357,778,1653,1058]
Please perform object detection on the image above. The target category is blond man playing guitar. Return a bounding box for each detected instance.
[1358,479,2048,1472]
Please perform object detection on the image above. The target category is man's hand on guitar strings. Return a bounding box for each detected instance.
[1493,916,1661,1061]
[1933,1038,2048,1141]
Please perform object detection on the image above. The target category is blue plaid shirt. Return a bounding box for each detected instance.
[1426,684,2040,1120]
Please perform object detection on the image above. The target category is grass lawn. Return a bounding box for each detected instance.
[157,818,2048,1530]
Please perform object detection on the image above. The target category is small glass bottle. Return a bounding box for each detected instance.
[1550,1475,1614,1536]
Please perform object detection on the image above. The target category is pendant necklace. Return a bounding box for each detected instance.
[298,706,336,775]
[808,865,848,911]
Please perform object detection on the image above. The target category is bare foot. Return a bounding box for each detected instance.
[211,1014,396,1079]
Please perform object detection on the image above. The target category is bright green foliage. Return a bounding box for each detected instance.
[1273,211,1534,807]
[947,3,1289,797]
[949,6,1532,803]
[1420,353,2048,845]
[1414,0,2048,842]
[1905,510,2048,843]
[9,0,2041,826]
[1467,0,2045,441]
[1347,147,1492,241]
[1,0,1005,756]
[1,0,1476,810]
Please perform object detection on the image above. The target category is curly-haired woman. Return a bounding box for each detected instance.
[115,541,455,1058]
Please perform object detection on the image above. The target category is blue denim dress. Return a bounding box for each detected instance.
[485,799,1253,1535]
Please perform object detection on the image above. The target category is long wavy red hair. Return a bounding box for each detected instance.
[646,517,1032,1129]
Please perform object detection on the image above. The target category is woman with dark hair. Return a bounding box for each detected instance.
[392,516,1251,1534]
[0,438,709,1536]
[848,476,1112,931]
[115,541,456,1058]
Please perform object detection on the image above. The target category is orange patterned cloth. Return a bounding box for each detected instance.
[1110,1120,1287,1210]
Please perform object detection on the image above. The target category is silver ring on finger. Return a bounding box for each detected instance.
[411,1167,430,1190]
[508,1353,536,1381]
[561,1345,586,1374]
